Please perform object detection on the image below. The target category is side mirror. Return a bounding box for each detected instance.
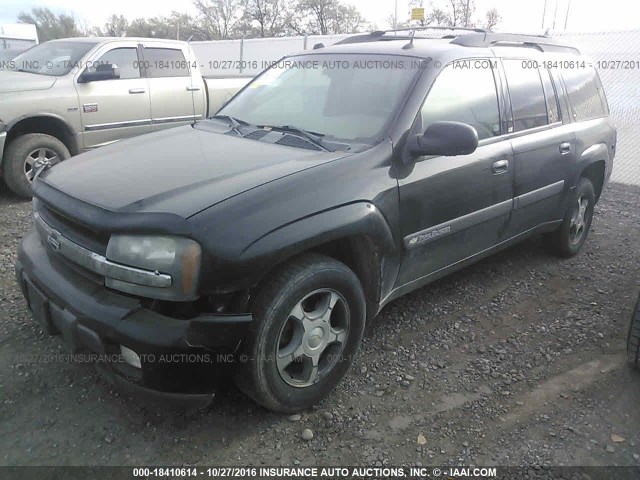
[78,63,120,83]
[404,121,479,163]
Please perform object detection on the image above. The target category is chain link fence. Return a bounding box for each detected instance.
[553,30,640,185]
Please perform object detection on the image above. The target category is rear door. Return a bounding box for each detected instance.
[75,42,152,149]
[142,43,204,130]
[396,59,514,286]
[500,59,575,236]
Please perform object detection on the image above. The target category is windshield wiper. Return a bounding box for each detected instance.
[263,125,331,152]
[210,114,248,136]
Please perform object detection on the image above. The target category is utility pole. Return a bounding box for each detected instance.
[564,0,572,29]
[542,0,548,29]
[394,0,398,28]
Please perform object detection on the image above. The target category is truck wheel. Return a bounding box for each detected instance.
[544,177,595,258]
[627,294,640,370]
[3,134,70,198]
[235,254,366,413]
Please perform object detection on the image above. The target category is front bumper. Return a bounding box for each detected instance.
[0,131,6,168]
[16,229,253,406]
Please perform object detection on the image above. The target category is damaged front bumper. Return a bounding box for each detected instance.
[16,229,253,407]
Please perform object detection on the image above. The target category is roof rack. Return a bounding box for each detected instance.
[450,32,580,53]
[385,26,487,34]
[335,28,579,54]
[335,26,486,45]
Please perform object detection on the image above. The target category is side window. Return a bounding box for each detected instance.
[144,48,190,78]
[420,61,500,141]
[562,66,607,121]
[503,60,548,131]
[88,48,140,80]
[540,68,560,123]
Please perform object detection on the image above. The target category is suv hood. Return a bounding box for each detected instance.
[40,125,349,217]
[0,70,57,93]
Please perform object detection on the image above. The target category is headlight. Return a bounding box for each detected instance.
[106,235,201,301]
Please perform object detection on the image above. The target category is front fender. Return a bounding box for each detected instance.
[199,202,398,294]
[242,201,397,261]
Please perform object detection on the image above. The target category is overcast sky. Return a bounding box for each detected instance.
[1,0,638,33]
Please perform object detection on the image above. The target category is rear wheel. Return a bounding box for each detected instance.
[627,294,640,370]
[544,177,595,257]
[235,254,366,413]
[3,134,70,198]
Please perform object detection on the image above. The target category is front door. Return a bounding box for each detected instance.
[396,60,514,287]
[75,43,152,149]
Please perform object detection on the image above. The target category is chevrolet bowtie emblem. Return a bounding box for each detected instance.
[47,230,61,251]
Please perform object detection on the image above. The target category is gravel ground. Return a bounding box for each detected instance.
[0,182,639,469]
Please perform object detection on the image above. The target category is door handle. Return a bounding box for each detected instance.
[491,159,509,174]
[128,88,146,94]
[559,142,571,155]
[186,86,201,91]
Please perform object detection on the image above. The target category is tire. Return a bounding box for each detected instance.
[544,177,596,258]
[627,294,640,370]
[235,253,366,413]
[2,133,70,198]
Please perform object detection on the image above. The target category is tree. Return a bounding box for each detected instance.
[425,8,451,26]
[331,3,368,34]
[447,0,475,27]
[16,0,381,42]
[17,7,85,41]
[98,15,129,37]
[241,0,292,38]
[483,8,500,31]
[387,1,501,31]
[292,0,368,35]
[193,0,245,39]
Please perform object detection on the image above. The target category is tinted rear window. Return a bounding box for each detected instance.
[503,60,548,132]
[562,67,607,121]
[144,48,190,78]
[540,68,560,123]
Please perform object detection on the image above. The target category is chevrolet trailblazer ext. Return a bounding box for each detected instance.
[15,29,616,412]
[0,36,249,197]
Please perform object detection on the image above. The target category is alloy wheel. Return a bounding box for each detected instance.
[569,194,590,244]
[276,289,350,388]
[24,148,59,183]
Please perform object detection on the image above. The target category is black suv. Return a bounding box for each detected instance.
[15,28,616,412]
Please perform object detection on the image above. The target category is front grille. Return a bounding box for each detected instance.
[33,208,172,292]
[37,202,109,255]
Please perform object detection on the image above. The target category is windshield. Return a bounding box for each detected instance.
[217,54,421,144]
[7,41,97,76]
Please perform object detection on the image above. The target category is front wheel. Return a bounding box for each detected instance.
[235,254,366,413]
[544,177,596,258]
[2,133,70,198]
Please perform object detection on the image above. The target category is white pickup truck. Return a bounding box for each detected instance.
[0,37,252,197]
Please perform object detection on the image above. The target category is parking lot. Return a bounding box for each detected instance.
[0,181,639,467]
